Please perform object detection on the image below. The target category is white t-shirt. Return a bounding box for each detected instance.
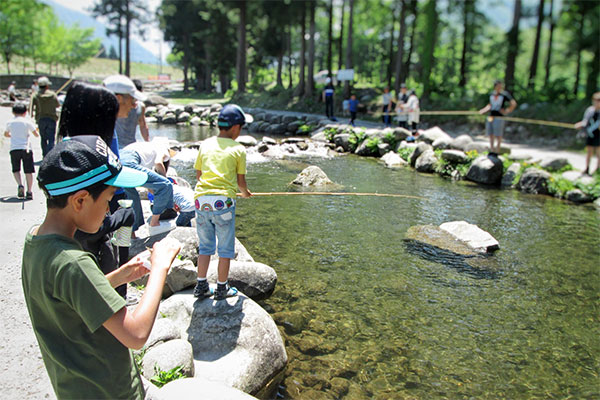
[382,92,392,106]
[406,95,420,124]
[5,116,37,151]
[123,141,170,170]
[8,84,16,95]
[172,185,195,212]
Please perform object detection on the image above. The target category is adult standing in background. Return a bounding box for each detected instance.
[30,79,39,95]
[479,79,517,155]
[396,83,409,129]
[323,77,336,121]
[574,92,600,175]
[115,79,150,149]
[32,76,60,157]
[382,86,393,127]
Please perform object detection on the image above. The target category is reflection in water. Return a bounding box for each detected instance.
[168,124,600,399]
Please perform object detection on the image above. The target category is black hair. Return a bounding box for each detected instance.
[12,102,27,115]
[132,79,143,92]
[58,82,119,145]
[42,181,111,209]
[494,79,503,86]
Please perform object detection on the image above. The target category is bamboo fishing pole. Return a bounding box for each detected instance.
[238,192,425,200]
[415,110,576,129]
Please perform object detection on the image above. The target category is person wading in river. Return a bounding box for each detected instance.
[479,79,517,156]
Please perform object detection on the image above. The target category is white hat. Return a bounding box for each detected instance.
[38,76,52,87]
[103,75,147,101]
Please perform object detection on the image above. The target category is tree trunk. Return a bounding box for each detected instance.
[295,2,306,97]
[276,52,283,87]
[327,0,333,77]
[343,0,354,99]
[236,1,247,93]
[394,0,407,94]
[544,0,555,86]
[305,0,316,98]
[585,39,599,99]
[125,1,131,77]
[404,0,418,81]
[505,0,521,91]
[421,0,438,99]
[573,8,584,96]
[386,3,398,89]
[527,0,544,89]
[118,27,123,75]
[337,0,345,86]
[288,26,293,89]
[459,0,472,87]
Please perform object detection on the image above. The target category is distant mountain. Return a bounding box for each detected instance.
[43,0,161,65]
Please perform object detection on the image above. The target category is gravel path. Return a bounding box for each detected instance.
[0,104,587,399]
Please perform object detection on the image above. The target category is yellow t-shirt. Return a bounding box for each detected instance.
[194,136,247,199]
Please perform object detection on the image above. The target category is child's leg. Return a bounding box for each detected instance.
[585,146,593,173]
[197,254,210,279]
[12,172,23,186]
[217,257,231,283]
[594,146,600,173]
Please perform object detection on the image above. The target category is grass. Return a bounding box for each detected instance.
[1,57,183,82]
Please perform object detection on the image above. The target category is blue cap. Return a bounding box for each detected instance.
[217,104,254,128]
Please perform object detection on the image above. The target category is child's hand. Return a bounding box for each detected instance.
[240,189,252,198]
[118,257,149,283]
[150,237,182,272]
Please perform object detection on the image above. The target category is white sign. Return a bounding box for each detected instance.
[337,69,355,81]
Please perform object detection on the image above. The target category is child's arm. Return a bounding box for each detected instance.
[32,127,39,137]
[103,238,181,349]
[105,257,147,288]
[237,174,252,198]
[4,130,10,138]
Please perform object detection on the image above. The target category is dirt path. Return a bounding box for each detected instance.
[0,106,55,399]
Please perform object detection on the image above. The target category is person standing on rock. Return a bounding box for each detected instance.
[23,135,182,399]
[32,76,60,157]
[115,79,150,150]
[395,83,409,129]
[479,79,517,156]
[193,104,253,301]
[574,92,600,175]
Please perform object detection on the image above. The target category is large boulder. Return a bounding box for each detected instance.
[207,261,277,300]
[392,127,411,142]
[162,113,177,125]
[266,124,287,135]
[158,292,288,396]
[501,162,521,187]
[281,115,297,124]
[441,149,468,163]
[418,126,452,144]
[516,168,551,195]
[450,135,474,151]
[286,121,303,134]
[177,112,191,123]
[158,378,257,400]
[380,151,407,169]
[409,142,433,167]
[465,155,503,185]
[415,149,438,173]
[142,339,195,379]
[291,166,334,186]
[432,137,452,150]
[539,157,570,172]
[354,139,378,157]
[565,189,592,203]
[146,318,181,350]
[333,133,351,152]
[439,221,500,253]
[236,135,258,147]
[145,94,169,106]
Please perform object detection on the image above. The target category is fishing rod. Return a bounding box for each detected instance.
[238,192,424,200]
[411,110,577,129]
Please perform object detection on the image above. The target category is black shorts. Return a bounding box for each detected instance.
[10,149,35,173]
[586,130,600,147]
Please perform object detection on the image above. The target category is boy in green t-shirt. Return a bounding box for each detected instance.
[193,104,253,300]
[22,135,181,399]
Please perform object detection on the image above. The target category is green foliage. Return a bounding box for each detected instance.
[383,131,397,149]
[397,147,415,162]
[150,365,186,388]
[365,137,381,153]
[298,124,315,134]
[134,347,147,371]
[546,175,576,198]
[348,130,367,152]
[324,127,338,142]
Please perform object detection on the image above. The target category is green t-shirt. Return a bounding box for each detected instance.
[193,136,247,199]
[21,230,144,399]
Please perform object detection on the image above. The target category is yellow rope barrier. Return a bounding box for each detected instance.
[412,110,576,129]
[238,192,425,200]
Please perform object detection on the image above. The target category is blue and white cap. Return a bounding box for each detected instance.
[217,104,254,129]
[38,135,147,197]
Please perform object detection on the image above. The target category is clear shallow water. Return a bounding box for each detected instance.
[163,125,600,399]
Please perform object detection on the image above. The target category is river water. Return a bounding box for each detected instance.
[156,125,599,399]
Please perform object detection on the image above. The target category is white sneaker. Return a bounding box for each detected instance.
[147,221,175,236]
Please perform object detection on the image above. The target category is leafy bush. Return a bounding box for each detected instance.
[383,131,397,149]
[150,365,186,388]
[365,137,381,153]
[348,129,367,152]
[298,124,315,134]
[397,147,415,162]
[324,127,338,142]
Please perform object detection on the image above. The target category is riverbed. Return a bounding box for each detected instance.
[160,125,600,399]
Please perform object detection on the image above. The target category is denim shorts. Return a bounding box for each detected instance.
[195,206,236,258]
[486,117,506,137]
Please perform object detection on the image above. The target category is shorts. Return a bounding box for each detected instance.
[486,117,506,137]
[10,149,34,173]
[195,206,236,258]
[586,130,600,147]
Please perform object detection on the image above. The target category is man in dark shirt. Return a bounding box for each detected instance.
[479,79,517,155]
[575,92,600,175]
